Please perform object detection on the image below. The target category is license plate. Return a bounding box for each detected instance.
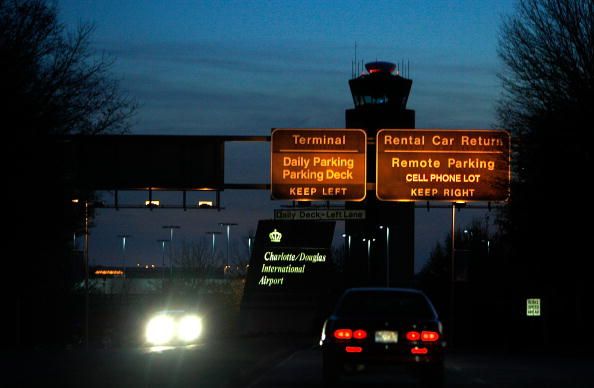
[375,330,398,343]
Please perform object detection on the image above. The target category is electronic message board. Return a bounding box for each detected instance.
[271,128,367,201]
[376,129,510,202]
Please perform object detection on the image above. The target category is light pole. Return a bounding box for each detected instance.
[205,231,222,259]
[341,233,351,262]
[73,198,101,349]
[363,236,375,283]
[450,202,465,347]
[162,225,181,242]
[379,225,390,287]
[157,239,168,283]
[247,235,254,259]
[219,222,237,273]
[117,234,131,274]
[83,200,89,350]
[158,239,168,267]
[162,225,180,276]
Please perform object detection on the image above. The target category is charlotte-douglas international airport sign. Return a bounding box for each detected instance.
[271,128,367,201]
[376,129,511,202]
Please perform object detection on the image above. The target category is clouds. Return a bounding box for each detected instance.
[98,36,501,137]
[100,40,349,135]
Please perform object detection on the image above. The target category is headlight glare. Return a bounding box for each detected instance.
[177,314,202,343]
[145,315,175,345]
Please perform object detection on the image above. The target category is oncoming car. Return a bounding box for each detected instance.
[144,310,203,347]
[320,287,445,387]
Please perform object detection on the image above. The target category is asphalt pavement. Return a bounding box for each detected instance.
[4,338,594,387]
[246,346,594,388]
[0,334,316,387]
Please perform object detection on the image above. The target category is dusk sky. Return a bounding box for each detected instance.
[58,0,516,272]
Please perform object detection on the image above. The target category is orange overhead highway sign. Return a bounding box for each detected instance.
[271,128,367,201]
[376,129,510,202]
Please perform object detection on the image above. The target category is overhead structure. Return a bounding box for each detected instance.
[58,135,225,191]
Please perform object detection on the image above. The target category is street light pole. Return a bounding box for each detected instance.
[205,231,222,259]
[219,223,237,274]
[363,237,375,283]
[341,233,351,262]
[158,239,168,267]
[83,200,89,350]
[117,234,131,274]
[162,225,180,277]
[162,225,180,242]
[157,239,168,284]
[247,235,254,259]
[380,225,390,287]
[367,238,371,282]
[450,202,464,347]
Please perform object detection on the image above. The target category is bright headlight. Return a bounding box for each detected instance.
[145,315,175,345]
[177,314,202,343]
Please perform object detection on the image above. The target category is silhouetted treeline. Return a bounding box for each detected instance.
[2,0,135,347]
[497,0,593,350]
[417,218,511,349]
[419,0,594,351]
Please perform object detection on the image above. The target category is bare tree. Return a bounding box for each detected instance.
[2,0,136,347]
[496,0,593,349]
[172,240,217,292]
[1,0,136,137]
[497,0,593,256]
[497,0,593,182]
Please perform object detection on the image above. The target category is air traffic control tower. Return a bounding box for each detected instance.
[345,61,415,287]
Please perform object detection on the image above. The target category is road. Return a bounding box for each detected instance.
[1,336,309,387]
[248,346,594,388]
[3,338,594,387]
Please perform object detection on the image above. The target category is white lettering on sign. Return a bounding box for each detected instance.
[261,263,306,273]
[273,209,366,220]
[257,250,327,288]
[258,276,284,287]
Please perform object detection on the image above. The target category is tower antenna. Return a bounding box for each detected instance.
[353,41,357,78]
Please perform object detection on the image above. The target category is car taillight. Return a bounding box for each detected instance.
[334,328,352,339]
[353,329,367,340]
[421,330,440,342]
[411,346,429,355]
[406,330,440,342]
[345,346,363,353]
[406,331,421,341]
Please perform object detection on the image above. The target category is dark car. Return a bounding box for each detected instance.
[320,287,445,386]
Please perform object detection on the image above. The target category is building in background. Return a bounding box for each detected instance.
[345,61,415,287]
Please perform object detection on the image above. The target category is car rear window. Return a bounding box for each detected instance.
[335,290,435,319]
